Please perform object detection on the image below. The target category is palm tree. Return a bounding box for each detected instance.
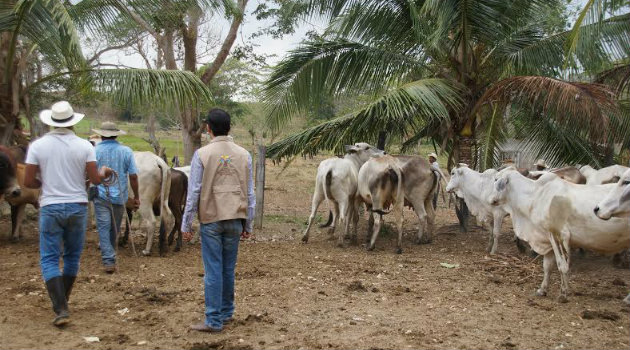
[0,0,214,145]
[263,0,629,169]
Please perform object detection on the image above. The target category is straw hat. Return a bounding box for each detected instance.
[39,101,85,127]
[534,159,548,168]
[92,121,127,137]
[428,152,438,159]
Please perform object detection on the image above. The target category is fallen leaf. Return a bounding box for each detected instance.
[440,262,460,269]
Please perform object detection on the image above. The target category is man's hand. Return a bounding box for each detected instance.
[98,166,113,179]
[132,198,140,210]
[241,231,251,240]
[183,231,194,242]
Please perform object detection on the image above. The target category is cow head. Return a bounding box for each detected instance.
[594,169,630,220]
[446,164,468,196]
[345,142,384,163]
[489,173,510,206]
[0,148,21,200]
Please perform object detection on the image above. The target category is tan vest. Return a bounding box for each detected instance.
[197,136,249,224]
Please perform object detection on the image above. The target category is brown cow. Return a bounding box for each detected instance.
[527,166,586,184]
[357,154,438,254]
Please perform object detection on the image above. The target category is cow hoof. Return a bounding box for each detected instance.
[416,238,432,245]
[366,245,375,252]
[535,289,547,297]
[301,236,309,244]
[395,248,402,254]
[557,295,568,303]
[623,294,630,304]
[9,237,19,243]
[142,250,151,256]
[174,245,181,252]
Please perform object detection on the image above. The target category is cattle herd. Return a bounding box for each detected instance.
[304,143,630,305]
[1,141,629,306]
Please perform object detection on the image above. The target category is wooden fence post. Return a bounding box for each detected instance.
[254,144,266,230]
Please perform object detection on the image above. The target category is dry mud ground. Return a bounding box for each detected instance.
[0,156,629,350]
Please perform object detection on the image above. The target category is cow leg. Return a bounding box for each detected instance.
[624,293,630,305]
[365,204,374,245]
[140,207,156,256]
[537,252,556,297]
[10,204,25,242]
[350,198,361,244]
[547,231,571,302]
[488,215,502,255]
[337,200,350,248]
[424,196,435,244]
[367,213,382,251]
[410,198,429,244]
[328,201,339,236]
[303,189,325,243]
[119,209,132,247]
[395,205,404,254]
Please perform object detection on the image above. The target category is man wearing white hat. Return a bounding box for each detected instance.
[24,101,112,327]
[534,159,548,171]
[427,152,441,208]
[91,122,139,274]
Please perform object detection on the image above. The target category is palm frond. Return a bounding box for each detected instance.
[84,68,213,110]
[476,103,507,171]
[596,62,630,95]
[267,78,464,159]
[263,38,428,131]
[475,76,619,142]
[565,0,627,67]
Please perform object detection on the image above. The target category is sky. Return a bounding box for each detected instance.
[96,0,325,69]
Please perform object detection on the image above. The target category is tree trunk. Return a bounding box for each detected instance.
[0,32,19,146]
[182,125,202,165]
[162,30,177,70]
[458,136,475,167]
[200,0,249,84]
[377,131,387,150]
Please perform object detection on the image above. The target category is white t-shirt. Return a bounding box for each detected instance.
[25,129,96,207]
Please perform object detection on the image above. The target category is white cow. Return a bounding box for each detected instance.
[302,143,382,246]
[131,152,173,255]
[489,170,630,302]
[580,164,629,185]
[446,165,508,254]
[174,165,191,178]
[595,168,630,220]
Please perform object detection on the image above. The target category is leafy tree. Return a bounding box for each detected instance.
[262,0,629,169]
[0,0,212,145]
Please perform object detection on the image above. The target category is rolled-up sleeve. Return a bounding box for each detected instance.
[246,153,256,232]
[181,151,203,232]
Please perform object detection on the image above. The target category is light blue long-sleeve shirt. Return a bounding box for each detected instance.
[181,149,256,233]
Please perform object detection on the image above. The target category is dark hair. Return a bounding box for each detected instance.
[102,136,117,140]
[206,108,231,136]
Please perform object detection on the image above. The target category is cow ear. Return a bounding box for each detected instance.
[344,145,357,153]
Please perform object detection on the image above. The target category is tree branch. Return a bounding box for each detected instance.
[87,35,140,65]
[200,0,249,84]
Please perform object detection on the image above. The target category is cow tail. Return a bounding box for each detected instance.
[181,171,188,213]
[319,170,334,228]
[157,160,170,224]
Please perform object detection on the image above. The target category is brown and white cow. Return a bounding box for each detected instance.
[302,143,382,246]
[119,152,172,256]
[357,154,438,254]
[528,166,586,184]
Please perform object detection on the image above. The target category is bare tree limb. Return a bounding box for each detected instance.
[87,35,140,65]
[200,0,249,84]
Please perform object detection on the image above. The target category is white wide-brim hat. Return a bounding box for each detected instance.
[39,101,85,127]
[428,152,438,159]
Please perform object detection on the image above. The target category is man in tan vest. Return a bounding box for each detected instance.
[181,108,255,332]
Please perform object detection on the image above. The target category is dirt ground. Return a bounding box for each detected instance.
[0,156,629,350]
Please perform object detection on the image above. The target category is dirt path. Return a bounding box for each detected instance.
[0,157,628,349]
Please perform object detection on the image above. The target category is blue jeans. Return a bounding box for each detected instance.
[93,198,124,266]
[39,203,87,282]
[201,219,243,329]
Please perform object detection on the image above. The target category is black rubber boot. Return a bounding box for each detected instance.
[45,276,70,327]
[62,275,76,302]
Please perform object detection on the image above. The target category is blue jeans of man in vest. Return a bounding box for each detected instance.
[200,219,242,330]
[39,203,87,281]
